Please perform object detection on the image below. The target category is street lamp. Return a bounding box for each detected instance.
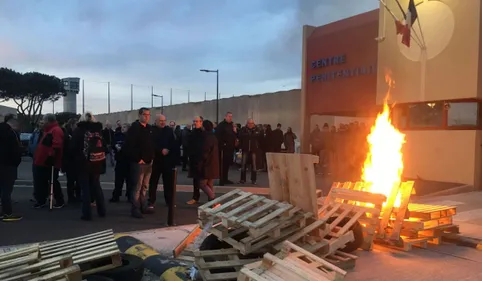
[200,69,219,124]
[152,94,164,114]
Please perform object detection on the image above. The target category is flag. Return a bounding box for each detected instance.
[395,20,405,35]
[401,0,418,47]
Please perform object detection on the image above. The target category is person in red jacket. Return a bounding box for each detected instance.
[33,113,65,208]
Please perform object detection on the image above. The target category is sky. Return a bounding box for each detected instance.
[0,0,378,114]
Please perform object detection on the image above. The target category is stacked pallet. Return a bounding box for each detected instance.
[0,244,82,281]
[198,189,313,255]
[0,230,122,281]
[39,229,122,275]
[238,241,347,281]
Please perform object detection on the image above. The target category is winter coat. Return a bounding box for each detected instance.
[34,121,64,169]
[238,126,261,153]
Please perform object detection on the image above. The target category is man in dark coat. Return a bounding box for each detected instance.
[123,108,155,218]
[186,116,204,204]
[215,112,236,185]
[238,118,261,184]
[0,117,22,221]
[148,114,176,212]
[180,124,191,171]
[272,123,284,152]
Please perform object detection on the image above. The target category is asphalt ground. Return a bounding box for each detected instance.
[1,187,209,246]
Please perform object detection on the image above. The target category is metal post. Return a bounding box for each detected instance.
[170,88,173,105]
[52,101,54,114]
[216,70,219,124]
[130,84,133,110]
[188,90,190,103]
[107,82,111,114]
[161,96,164,114]
[151,86,154,108]
[82,80,85,114]
[204,92,207,101]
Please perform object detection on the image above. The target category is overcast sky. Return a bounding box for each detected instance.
[0,0,377,114]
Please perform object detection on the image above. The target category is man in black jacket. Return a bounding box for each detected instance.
[124,108,155,218]
[180,124,191,171]
[0,117,22,221]
[272,123,284,152]
[215,112,236,185]
[238,118,261,184]
[148,114,176,213]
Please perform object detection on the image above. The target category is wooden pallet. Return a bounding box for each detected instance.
[199,189,302,239]
[273,219,355,258]
[193,248,259,281]
[238,241,346,281]
[206,211,313,255]
[323,251,358,271]
[319,186,386,251]
[0,245,82,281]
[39,229,122,275]
[266,153,319,216]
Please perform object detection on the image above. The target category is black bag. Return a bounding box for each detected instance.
[83,131,106,162]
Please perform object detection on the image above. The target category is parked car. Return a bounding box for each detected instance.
[19,133,32,156]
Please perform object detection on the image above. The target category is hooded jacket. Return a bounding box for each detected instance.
[70,121,106,174]
[34,121,64,169]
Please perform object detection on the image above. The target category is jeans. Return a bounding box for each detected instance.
[192,178,215,201]
[78,172,105,218]
[129,163,152,214]
[240,151,257,182]
[148,163,174,205]
[33,166,64,205]
[0,166,17,215]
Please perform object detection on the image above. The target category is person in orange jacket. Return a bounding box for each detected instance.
[32,113,65,208]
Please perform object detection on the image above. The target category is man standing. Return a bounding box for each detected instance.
[181,124,191,171]
[124,108,155,218]
[28,120,44,203]
[33,114,65,209]
[186,116,204,204]
[148,114,176,220]
[215,112,236,185]
[102,122,115,166]
[238,118,261,185]
[272,123,284,152]
[0,117,22,221]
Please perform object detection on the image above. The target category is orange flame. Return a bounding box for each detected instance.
[362,71,405,206]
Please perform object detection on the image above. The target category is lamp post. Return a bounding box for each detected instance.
[152,94,164,114]
[200,69,219,124]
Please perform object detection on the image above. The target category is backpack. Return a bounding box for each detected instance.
[83,131,106,162]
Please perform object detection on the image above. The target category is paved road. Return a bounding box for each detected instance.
[2,187,204,246]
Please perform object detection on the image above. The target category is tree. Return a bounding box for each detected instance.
[0,67,65,126]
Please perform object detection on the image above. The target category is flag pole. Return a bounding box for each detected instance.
[393,0,424,48]
[379,0,423,49]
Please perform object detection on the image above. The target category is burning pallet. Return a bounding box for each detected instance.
[238,241,347,281]
[0,244,82,281]
[322,181,459,251]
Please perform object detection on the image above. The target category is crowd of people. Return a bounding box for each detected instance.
[0,109,299,225]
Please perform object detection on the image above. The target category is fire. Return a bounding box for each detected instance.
[362,72,405,207]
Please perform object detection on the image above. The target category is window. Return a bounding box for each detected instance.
[408,102,444,128]
[447,102,478,127]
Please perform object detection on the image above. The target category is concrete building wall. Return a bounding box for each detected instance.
[96,89,302,135]
[0,105,16,121]
[377,0,482,187]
